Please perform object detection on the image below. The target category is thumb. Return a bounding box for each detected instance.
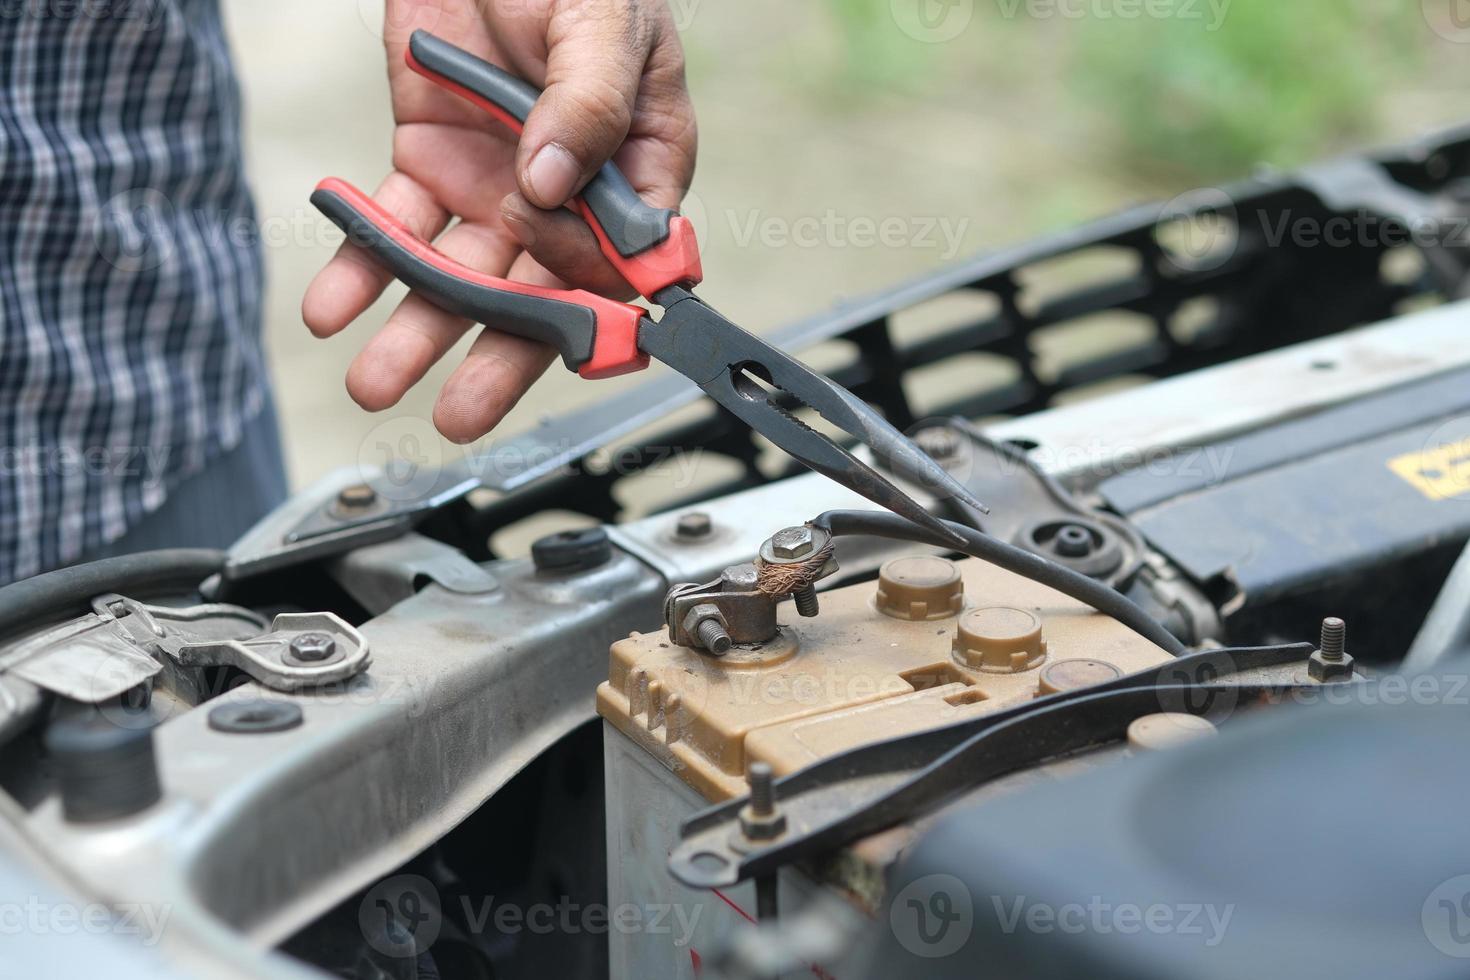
[517,5,653,210]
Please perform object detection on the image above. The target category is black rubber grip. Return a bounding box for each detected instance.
[312,186,596,370]
[409,30,676,258]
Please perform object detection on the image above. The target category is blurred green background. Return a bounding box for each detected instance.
[228,0,1469,493]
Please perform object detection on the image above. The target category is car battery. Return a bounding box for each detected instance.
[597,552,1175,979]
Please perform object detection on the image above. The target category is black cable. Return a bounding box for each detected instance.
[0,549,225,638]
[811,510,1189,657]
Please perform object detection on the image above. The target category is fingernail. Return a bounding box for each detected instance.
[526,142,580,207]
[500,196,537,248]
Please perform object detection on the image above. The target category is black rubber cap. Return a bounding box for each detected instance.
[531,527,612,573]
[44,707,162,823]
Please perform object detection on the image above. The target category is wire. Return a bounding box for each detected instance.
[0,549,224,638]
[810,510,1189,657]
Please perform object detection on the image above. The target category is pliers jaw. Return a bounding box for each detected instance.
[643,292,987,545]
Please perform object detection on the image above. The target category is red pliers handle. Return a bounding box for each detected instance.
[311,30,704,380]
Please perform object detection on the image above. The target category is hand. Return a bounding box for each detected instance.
[302,0,697,442]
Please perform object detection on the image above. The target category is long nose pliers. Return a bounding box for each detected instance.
[312,30,986,545]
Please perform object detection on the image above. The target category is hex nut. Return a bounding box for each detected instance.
[682,603,729,653]
[770,527,815,560]
[720,563,761,592]
[676,512,713,540]
[289,631,337,663]
[739,805,788,841]
[1308,649,1356,682]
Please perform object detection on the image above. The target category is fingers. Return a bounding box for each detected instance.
[343,221,520,412]
[499,192,636,300]
[302,171,448,338]
[431,252,561,443]
[516,1,654,209]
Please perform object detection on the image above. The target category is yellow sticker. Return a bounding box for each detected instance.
[1388,436,1470,501]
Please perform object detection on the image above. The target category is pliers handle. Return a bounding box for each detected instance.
[312,179,651,379]
[311,29,703,379]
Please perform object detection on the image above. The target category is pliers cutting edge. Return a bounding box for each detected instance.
[312,30,986,545]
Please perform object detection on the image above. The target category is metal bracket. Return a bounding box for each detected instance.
[174,612,371,692]
[327,534,499,615]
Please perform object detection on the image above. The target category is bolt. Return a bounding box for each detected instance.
[675,512,713,540]
[697,618,732,655]
[739,761,787,841]
[1319,617,1346,662]
[289,631,337,663]
[1308,616,1354,682]
[770,526,815,560]
[720,563,760,592]
[914,427,961,460]
[792,584,820,618]
[336,484,377,511]
[748,761,776,816]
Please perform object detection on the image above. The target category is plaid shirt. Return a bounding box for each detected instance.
[0,0,267,583]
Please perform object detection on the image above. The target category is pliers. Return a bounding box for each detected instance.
[312,30,986,545]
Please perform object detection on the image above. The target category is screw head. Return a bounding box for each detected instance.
[770,526,815,560]
[720,563,761,592]
[914,427,961,460]
[289,631,337,663]
[336,484,378,510]
[675,512,713,540]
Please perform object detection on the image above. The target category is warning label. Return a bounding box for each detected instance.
[1389,436,1470,501]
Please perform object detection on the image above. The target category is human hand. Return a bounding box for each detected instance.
[302,0,696,442]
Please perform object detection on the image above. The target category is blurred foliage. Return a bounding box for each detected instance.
[824,0,1427,181]
[1067,0,1424,178]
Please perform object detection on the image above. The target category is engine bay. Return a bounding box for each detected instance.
[5,124,1470,979]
